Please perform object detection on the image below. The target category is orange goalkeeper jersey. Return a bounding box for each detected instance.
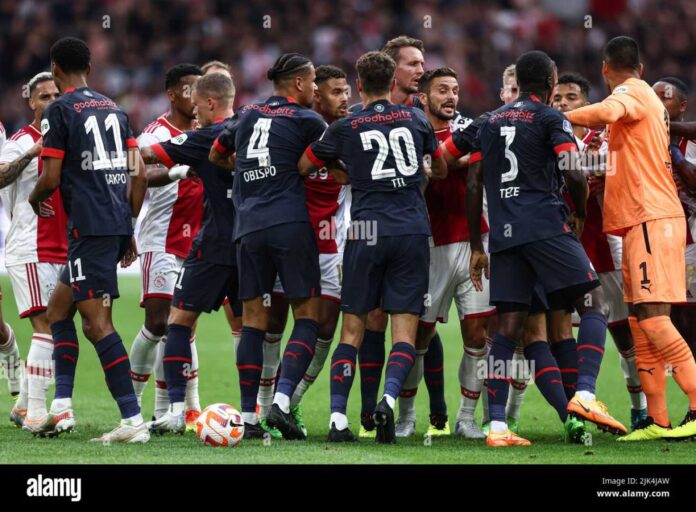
[565,77,683,235]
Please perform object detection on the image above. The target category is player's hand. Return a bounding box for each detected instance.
[585,130,605,152]
[28,138,43,158]
[587,175,605,196]
[120,237,138,268]
[568,212,585,238]
[469,249,489,292]
[37,200,55,218]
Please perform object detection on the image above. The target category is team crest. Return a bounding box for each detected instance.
[84,90,94,97]
[563,119,573,135]
[613,86,629,94]
[171,133,188,145]
[374,104,385,112]
[153,272,167,289]
[41,119,50,135]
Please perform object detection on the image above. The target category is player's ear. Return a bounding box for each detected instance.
[390,78,396,92]
[601,61,609,77]
[499,88,505,102]
[356,78,363,93]
[86,63,91,77]
[166,89,176,102]
[417,92,427,106]
[681,100,688,114]
[638,63,644,77]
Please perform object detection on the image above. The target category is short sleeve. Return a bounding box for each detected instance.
[547,111,579,156]
[213,115,240,155]
[415,109,440,156]
[0,139,24,164]
[304,113,328,146]
[124,117,138,149]
[40,103,68,159]
[605,84,645,122]
[305,119,343,166]
[137,131,160,149]
[152,128,210,169]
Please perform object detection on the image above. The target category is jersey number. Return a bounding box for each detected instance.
[68,258,86,283]
[360,128,418,180]
[247,118,272,167]
[83,114,126,170]
[500,126,519,183]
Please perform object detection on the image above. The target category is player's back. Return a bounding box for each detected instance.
[477,94,575,253]
[322,100,435,238]
[603,77,683,234]
[228,96,326,239]
[41,87,136,237]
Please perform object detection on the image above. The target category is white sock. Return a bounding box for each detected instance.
[458,345,488,422]
[257,333,282,418]
[26,333,54,420]
[185,335,201,411]
[171,402,185,415]
[481,338,493,424]
[291,337,332,406]
[129,326,162,403]
[383,394,396,410]
[242,412,258,425]
[619,348,647,410]
[330,412,348,430]
[0,323,21,395]
[16,364,29,410]
[123,413,144,426]
[397,349,425,420]
[273,391,290,413]
[505,347,528,420]
[490,420,508,433]
[154,337,169,419]
[51,397,72,413]
[576,390,595,402]
[232,330,241,355]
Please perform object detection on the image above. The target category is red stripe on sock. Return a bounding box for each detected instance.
[54,342,79,349]
[390,351,414,363]
[577,344,605,355]
[424,365,444,373]
[359,363,383,368]
[102,355,128,370]
[559,368,579,374]
[331,358,356,369]
[236,364,262,371]
[287,340,314,356]
[535,366,560,380]
[163,357,192,363]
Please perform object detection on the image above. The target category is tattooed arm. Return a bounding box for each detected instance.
[0,140,42,189]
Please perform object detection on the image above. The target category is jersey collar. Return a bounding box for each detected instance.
[64,87,76,93]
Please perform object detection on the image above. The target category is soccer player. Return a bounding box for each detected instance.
[300,50,447,443]
[551,72,647,428]
[0,72,65,428]
[210,53,327,440]
[566,37,696,440]
[26,37,149,443]
[139,73,245,435]
[653,78,696,355]
[261,64,350,437]
[394,68,495,440]
[468,50,625,446]
[201,60,232,77]
[128,64,205,426]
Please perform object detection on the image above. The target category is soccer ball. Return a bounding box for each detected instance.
[195,403,244,447]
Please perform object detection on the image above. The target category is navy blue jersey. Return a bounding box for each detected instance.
[41,87,136,237]
[153,120,236,266]
[307,99,440,237]
[213,96,327,240]
[445,112,491,158]
[476,94,578,253]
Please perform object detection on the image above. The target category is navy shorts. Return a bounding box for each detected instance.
[60,235,131,303]
[490,233,599,312]
[237,222,320,301]
[172,253,240,314]
[341,235,429,315]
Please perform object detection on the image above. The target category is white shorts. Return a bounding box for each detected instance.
[273,252,342,303]
[140,251,184,306]
[685,243,696,303]
[6,262,64,318]
[421,240,495,325]
[572,269,629,326]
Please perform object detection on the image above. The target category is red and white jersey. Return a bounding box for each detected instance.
[0,124,67,266]
[425,123,488,247]
[304,168,347,253]
[677,138,696,245]
[137,114,204,258]
[565,129,621,273]
[0,121,6,152]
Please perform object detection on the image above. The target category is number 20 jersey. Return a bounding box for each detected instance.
[475,94,577,253]
[41,86,137,238]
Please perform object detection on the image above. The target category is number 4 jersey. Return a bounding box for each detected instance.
[305,99,441,237]
[475,94,577,253]
[41,86,137,238]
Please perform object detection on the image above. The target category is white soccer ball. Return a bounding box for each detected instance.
[195,403,244,447]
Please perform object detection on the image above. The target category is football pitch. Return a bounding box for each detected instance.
[0,275,692,464]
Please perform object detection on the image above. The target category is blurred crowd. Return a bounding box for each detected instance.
[1,0,695,132]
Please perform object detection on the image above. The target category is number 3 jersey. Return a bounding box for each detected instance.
[305,99,440,238]
[475,94,577,253]
[213,96,327,240]
[41,86,137,238]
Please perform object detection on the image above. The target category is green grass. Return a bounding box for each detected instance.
[0,275,693,464]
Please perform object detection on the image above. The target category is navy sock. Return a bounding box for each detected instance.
[383,342,416,401]
[96,332,139,419]
[358,329,385,415]
[237,326,264,414]
[330,343,358,414]
[51,319,79,400]
[163,323,192,404]
[424,332,447,416]
[576,310,607,394]
[277,319,318,397]
[552,338,578,400]
[524,341,568,422]
[486,334,517,422]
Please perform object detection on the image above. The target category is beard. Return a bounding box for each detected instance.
[431,102,456,121]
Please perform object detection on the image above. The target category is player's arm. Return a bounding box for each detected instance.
[141,134,205,185]
[670,122,696,140]
[209,116,238,170]
[28,156,61,217]
[565,87,645,127]
[0,139,42,189]
[428,145,447,179]
[561,149,588,236]
[671,143,696,190]
[128,146,147,218]
[466,152,488,291]
[299,118,347,180]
